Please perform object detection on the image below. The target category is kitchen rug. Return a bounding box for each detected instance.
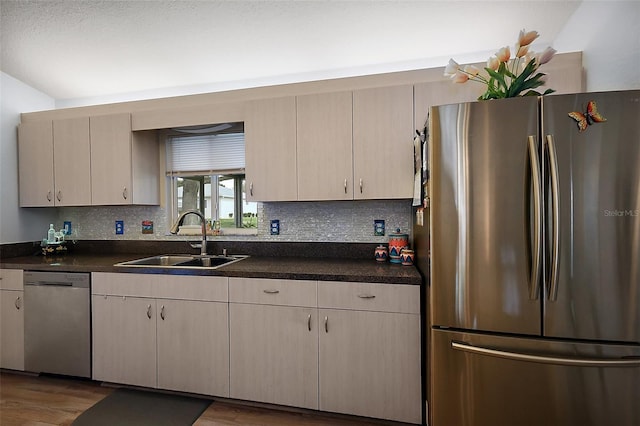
[72,388,211,426]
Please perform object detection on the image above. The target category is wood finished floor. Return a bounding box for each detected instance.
[0,372,403,426]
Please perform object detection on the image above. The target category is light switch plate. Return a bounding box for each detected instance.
[115,220,124,235]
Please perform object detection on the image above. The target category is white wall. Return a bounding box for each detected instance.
[0,72,57,244]
[553,0,640,91]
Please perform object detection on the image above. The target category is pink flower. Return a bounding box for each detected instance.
[518,29,540,47]
[496,46,511,63]
[444,58,460,77]
[487,56,500,71]
[451,71,469,83]
[464,64,480,77]
[536,47,557,65]
[515,44,529,58]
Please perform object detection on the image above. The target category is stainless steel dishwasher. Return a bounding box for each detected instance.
[24,271,91,378]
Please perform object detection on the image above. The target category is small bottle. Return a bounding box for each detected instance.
[47,224,56,243]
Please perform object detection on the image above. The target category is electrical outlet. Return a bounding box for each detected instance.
[63,221,72,235]
[374,219,385,236]
[270,219,280,235]
[115,220,124,235]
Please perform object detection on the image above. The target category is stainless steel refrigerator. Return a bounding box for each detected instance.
[422,90,640,426]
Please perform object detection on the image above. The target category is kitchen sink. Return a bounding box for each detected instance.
[115,254,248,269]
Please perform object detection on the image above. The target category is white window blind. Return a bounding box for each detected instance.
[167,133,245,175]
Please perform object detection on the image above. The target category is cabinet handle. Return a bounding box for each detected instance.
[357,294,376,299]
[15,296,21,310]
[56,190,62,202]
[122,187,128,200]
[146,304,152,319]
[160,305,165,320]
[359,178,363,194]
[324,316,328,333]
[250,182,253,197]
[344,179,347,194]
[47,191,52,202]
[307,314,311,331]
[263,289,280,294]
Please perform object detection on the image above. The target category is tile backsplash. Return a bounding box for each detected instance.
[56,199,412,243]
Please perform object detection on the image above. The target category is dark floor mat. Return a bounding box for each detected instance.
[72,387,211,426]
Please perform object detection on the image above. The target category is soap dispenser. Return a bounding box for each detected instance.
[47,224,56,243]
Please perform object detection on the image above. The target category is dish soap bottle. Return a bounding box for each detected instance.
[47,224,56,243]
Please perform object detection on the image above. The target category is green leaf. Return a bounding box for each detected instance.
[485,67,508,92]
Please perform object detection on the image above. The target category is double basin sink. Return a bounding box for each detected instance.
[115,254,248,270]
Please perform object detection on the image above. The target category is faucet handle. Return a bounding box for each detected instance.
[189,242,202,249]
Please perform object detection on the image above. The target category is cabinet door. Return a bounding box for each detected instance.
[353,85,414,199]
[90,113,132,205]
[230,303,318,409]
[0,290,24,371]
[92,295,156,388]
[245,97,298,201]
[17,121,54,207]
[157,299,229,397]
[319,308,421,424]
[52,117,92,205]
[297,91,353,200]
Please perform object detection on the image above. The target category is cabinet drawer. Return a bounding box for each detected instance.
[318,281,419,314]
[229,278,316,307]
[152,275,227,302]
[0,269,24,291]
[92,272,153,297]
[92,272,228,302]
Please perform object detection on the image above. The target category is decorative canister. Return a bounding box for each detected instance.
[374,245,388,262]
[400,249,415,266]
[388,228,409,264]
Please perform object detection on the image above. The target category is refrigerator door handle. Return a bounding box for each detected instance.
[546,135,561,301]
[452,341,640,367]
[528,136,542,300]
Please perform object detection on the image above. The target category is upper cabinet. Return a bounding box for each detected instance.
[295,85,415,201]
[245,97,298,202]
[90,113,159,205]
[18,118,91,207]
[18,113,159,207]
[52,117,92,206]
[353,85,415,200]
[297,91,353,201]
[17,121,55,207]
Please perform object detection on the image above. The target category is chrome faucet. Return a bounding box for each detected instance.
[170,210,208,256]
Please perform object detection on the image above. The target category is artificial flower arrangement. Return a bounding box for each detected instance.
[444,29,557,100]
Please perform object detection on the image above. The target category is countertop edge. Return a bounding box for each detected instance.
[0,255,423,285]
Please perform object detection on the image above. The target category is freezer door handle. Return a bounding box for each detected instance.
[528,136,542,300]
[452,341,640,367]
[546,134,561,301]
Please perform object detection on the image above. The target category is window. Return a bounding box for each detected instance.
[166,123,257,233]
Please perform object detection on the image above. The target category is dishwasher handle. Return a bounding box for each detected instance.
[25,282,73,287]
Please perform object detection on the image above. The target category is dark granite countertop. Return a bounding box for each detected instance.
[0,253,422,285]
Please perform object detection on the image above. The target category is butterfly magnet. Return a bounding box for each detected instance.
[568,100,607,132]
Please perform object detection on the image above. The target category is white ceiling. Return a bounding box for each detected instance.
[1,0,583,101]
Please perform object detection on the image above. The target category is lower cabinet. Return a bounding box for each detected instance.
[0,269,24,371]
[92,294,157,388]
[156,298,228,396]
[318,281,422,424]
[229,277,422,424]
[319,309,421,424]
[229,277,318,409]
[91,272,229,396]
[91,273,421,423]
